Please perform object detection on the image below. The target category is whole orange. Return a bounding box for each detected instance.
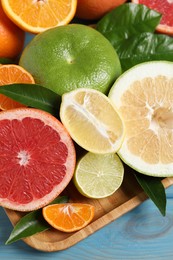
[0,2,25,59]
[76,0,128,20]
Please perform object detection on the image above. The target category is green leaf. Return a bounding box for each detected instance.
[124,164,166,216]
[135,173,166,216]
[114,32,173,71]
[96,3,171,72]
[5,196,69,245]
[96,3,162,49]
[0,83,61,117]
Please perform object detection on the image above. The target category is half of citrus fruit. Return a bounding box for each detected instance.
[60,88,125,154]
[0,108,76,211]
[73,152,124,199]
[43,203,95,232]
[0,64,35,110]
[109,61,173,177]
[131,0,173,35]
[1,0,77,33]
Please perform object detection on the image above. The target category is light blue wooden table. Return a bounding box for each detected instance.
[1,185,173,260]
[1,33,173,260]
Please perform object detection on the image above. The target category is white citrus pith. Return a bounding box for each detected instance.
[109,61,173,177]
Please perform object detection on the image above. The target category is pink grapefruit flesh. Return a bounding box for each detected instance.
[132,0,173,35]
[0,108,76,211]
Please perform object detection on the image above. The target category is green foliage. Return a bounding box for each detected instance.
[0,83,61,117]
[6,196,69,244]
[96,3,173,71]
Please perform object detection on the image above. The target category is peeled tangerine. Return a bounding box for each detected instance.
[109,61,173,177]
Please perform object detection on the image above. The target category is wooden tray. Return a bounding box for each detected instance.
[4,173,173,252]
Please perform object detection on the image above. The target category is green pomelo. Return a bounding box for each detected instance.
[19,24,121,96]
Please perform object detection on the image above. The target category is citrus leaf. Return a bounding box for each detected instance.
[96,3,162,48]
[135,173,166,216]
[5,196,69,245]
[115,32,173,71]
[96,3,169,71]
[124,164,166,216]
[0,83,61,117]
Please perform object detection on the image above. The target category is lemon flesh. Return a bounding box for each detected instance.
[60,88,125,154]
[74,152,124,199]
[19,24,121,96]
[109,61,173,177]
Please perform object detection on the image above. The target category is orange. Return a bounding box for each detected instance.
[76,0,128,20]
[131,0,173,35]
[0,2,25,59]
[0,64,35,110]
[0,108,76,211]
[1,0,77,34]
[42,203,95,232]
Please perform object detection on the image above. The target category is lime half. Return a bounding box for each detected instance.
[73,152,124,199]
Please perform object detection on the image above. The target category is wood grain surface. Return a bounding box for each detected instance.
[1,180,173,259]
[4,174,173,252]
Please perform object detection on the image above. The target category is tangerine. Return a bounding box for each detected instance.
[0,64,35,110]
[43,203,95,232]
[76,0,128,20]
[1,0,77,34]
[0,2,25,59]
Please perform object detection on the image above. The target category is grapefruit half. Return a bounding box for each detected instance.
[132,0,173,35]
[0,108,76,211]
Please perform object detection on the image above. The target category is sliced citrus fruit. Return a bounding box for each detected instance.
[108,61,173,177]
[0,108,76,211]
[60,88,125,154]
[0,64,35,110]
[1,0,77,34]
[42,203,95,232]
[131,0,173,35]
[73,152,124,199]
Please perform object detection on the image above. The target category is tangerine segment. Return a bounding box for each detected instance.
[132,0,173,35]
[43,203,95,232]
[109,61,173,177]
[1,0,77,33]
[0,108,76,211]
[0,64,35,110]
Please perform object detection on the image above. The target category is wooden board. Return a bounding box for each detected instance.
[4,173,173,252]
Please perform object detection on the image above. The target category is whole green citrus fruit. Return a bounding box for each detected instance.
[19,24,121,96]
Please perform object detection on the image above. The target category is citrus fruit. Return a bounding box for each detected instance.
[60,88,125,154]
[1,0,77,34]
[0,108,76,211]
[19,24,121,96]
[108,61,173,177]
[73,152,124,199]
[0,2,25,59]
[76,0,128,20]
[0,64,35,110]
[131,0,173,35]
[42,203,95,232]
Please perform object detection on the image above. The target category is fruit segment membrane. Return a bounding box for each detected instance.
[120,75,173,164]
